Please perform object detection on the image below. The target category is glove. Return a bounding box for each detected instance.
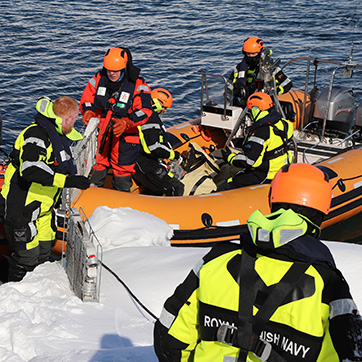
[112,117,135,137]
[64,175,91,190]
[221,146,236,164]
[243,83,258,98]
[239,85,248,99]
[82,110,96,126]
[173,151,182,163]
[221,146,232,162]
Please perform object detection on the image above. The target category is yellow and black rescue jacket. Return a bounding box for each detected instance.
[1,99,81,218]
[154,210,362,362]
[137,112,177,161]
[230,110,294,181]
[229,57,293,103]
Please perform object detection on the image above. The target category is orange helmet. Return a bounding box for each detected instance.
[151,88,173,112]
[270,163,333,215]
[243,37,264,54]
[103,48,128,71]
[247,92,273,111]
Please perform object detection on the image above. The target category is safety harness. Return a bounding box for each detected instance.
[217,210,314,361]
[217,243,309,361]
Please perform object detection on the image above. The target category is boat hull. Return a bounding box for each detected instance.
[53,85,362,251]
[59,146,362,251]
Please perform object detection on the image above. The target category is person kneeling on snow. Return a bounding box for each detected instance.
[154,163,362,361]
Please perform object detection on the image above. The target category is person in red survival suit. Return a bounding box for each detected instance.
[80,47,153,191]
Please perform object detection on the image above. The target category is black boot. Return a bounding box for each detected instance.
[112,175,132,192]
[7,255,35,282]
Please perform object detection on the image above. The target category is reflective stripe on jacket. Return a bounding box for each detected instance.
[1,115,73,219]
[137,112,174,160]
[231,58,257,88]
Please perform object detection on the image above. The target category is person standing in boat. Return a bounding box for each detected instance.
[80,47,153,192]
[154,163,362,361]
[133,88,184,196]
[229,36,293,107]
[217,92,294,191]
[1,96,91,282]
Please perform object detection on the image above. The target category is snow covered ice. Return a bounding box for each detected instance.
[0,206,361,361]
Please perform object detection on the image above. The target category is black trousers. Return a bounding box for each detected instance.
[133,155,184,196]
[217,168,269,191]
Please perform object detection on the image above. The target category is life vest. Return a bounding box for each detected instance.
[1,116,75,227]
[230,55,293,98]
[232,59,258,87]
[7,97,80,180]
[93,73,137,119]
[85,71,152,147]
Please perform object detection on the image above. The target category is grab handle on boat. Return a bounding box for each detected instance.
[225,107,249,147]
[202,213,213,228]
[200,127,212,142]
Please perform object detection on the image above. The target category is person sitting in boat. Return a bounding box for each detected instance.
[217,92,294,191]
[80,47,153,192]
[1,96,90,282]
[229,36,293,107]
[133,88,184,196]
[154,163,362,362]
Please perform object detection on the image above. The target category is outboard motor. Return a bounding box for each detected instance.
[354,101,362,128]
[0,112,2,146]
[352,101,362,141]
[313,86,355,134]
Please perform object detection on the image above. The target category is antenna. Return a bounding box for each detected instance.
[348,41,354,63]
[344,0,359,76]
[349,0,360,53]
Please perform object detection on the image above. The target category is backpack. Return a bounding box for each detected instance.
[181,142,220,196]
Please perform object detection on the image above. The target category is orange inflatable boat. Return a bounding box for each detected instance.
[51,56,362,252]
[2,56,362,257]
[63,137,362,250]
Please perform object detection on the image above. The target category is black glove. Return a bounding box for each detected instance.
[221,146,232,162]
[239,83,257,99]
[239,85,248,99]
[64,175,91,190]
[173,151,182,162]
[247,82,257,94]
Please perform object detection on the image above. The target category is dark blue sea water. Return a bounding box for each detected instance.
[1,0,361,241]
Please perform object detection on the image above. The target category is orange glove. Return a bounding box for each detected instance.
[112,117,135,137]
[82,110,96,125]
